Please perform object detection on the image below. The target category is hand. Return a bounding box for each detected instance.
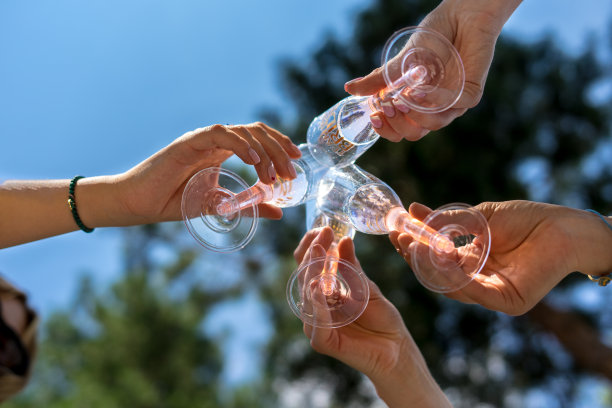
[0,122,302,248]
[294,227,451,407]
[111,122,302,225]
[390,200,612,315]
[344,0,521,142]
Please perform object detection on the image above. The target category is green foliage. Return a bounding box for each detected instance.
[5,225,271,408]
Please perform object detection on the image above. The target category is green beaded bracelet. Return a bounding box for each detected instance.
[68,175,95,233]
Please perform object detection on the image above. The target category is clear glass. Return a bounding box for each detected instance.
[307,26,465,168]
[286,255,370,328]
[316,164,490,292]
[305,199,356,245]
[181,144,328,252]
[286,201,368,329]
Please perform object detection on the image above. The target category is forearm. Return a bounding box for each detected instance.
[369,340,452,408]
[0,176,122,248]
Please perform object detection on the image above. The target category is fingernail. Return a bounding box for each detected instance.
[370,116,383,129]
[268,164,277,182]
[290,144,302,156]
[420,129,430,138]
[344,77,363,87]
[248,148,260,164]
[382,103,395,118]
[287,163,297,178]
[394,99,411,113]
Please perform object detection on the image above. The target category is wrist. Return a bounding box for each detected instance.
[368,338,451,408]
[570,209,612,277]
[76,175,127,228]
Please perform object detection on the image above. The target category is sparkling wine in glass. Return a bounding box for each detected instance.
[285,200,369,328]
[181,144,327,252]
[307,26,465,168]
[316,164,490,292]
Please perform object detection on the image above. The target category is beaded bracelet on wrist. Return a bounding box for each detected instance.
[68,175,95,233]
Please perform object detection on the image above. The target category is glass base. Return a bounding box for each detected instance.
[410,203,491,293]
[286,255,369,328]
[181,167,258,253]
[381,26,465,113]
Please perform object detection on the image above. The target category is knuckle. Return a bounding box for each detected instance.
[210,123,225,132]
[252,121,266,130]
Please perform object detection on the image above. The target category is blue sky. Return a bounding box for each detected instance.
[1,0,612,390]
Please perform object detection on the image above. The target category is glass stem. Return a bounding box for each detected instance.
[216,183,273,216]
[384,207,455,253]
[319,249,341,296]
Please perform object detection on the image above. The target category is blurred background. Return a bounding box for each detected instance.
[1,0,612,406]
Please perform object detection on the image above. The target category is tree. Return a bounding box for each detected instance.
[4,224,272,408]
[259,0,612,406]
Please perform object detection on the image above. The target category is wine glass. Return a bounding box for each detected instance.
[181,144,327,252]
[307,26,465,168]
[285,200,369,328]
[316,164,490,293]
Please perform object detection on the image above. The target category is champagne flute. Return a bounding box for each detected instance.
[286,201,369,328]
[316,164,490,293]
[181,144,327,252]
[307,26,465,168]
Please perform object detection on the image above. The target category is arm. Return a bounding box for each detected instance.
[295,228,451,407]
[345,0,522,142]
[390,200,612,315]
[1,122,302,248]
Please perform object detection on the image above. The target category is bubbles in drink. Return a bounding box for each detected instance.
[307,98,378,168]
[348,183,402,234]
[268,165,309,208]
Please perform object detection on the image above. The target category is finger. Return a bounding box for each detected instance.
[307,258,340,333]
[396,233,414,264]
[185,125,261,166]
[231,126,277,184]
[230,201,282,219]
[297,244,327,323]
[408,202,433,220]
[294,228,324,263]
[300,244,328,301]
[400,106,467,133]
[294,227,335,264]
[388,230,401,250]
[310,226,335,254]
[369,112,405,142]
[337,237,360,268]
[256,122,302,159]
[248,123,298,182]
[409,240,463,292]
[256,203,283,220]
[379,109,430,142]
[344,67,386,96]
[443,289,477,304]
[336,238,370,307]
